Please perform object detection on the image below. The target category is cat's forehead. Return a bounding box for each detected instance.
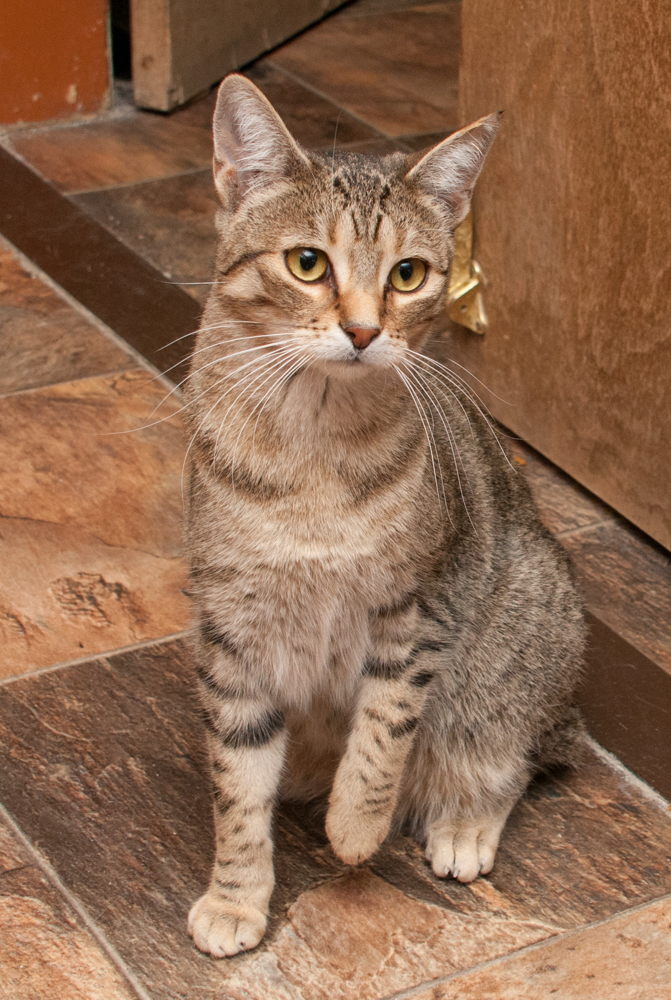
[311,151,438,253]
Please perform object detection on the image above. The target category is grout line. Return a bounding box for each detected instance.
[554,517,617,540]
[586,735,671,814]
[0,234,179,393]
[0,801,154,1000]
[0,631,192,688]
[262,61,414,151]
[0,366,141,402]
[381,888,671,1000]
[67,163,212,198]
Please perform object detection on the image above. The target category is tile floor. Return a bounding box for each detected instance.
[1,1,670,997]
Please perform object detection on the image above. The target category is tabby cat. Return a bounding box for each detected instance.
[184,75,584,957]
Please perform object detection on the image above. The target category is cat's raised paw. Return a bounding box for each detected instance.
[325,802,390,865]
[425,813,508,883]
[188,892,266,957]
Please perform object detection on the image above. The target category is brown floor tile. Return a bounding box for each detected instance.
[398,129,453,151]
[269,2,461,137]
[73,170,220,306]
[245,62,383,150]
[6,108,214,194]
[0,639,670,999]
[0,817,31,874]
[0,241,135,395]
[0,370,190,676]
[371,757,671,930]
[226,868,555,1000]
[409,896,671,1000]
[562,520,671,675]
[0,864,136,1000]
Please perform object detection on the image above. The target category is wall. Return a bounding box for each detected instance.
[0,1,110,125]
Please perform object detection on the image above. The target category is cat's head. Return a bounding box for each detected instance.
[209,75,498,375]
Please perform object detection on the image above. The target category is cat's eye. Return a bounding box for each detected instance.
[389,258,427,292]
[286,247,329,282]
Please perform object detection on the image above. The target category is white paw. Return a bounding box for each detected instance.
[188,891,267,957]
[425,814,507,883]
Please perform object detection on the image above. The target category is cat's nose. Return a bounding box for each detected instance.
[343,325,381,350]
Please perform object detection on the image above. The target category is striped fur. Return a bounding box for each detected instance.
[185,76,585,957]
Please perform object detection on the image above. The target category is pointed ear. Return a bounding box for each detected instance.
[405,112,501,225]
[212,74,310,207]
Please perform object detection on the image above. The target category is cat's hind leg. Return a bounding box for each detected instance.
[399,733,529,884]
[425,802,515,882]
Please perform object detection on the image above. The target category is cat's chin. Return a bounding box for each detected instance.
[323,356,391,381]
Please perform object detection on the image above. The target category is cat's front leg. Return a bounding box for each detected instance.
[188,648,286,957]
[326,599,432,864]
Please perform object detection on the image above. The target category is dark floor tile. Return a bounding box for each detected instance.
[73,170,219,306]
[0,863,137,999]
[400,129,453,151]
[562,520,671,675]
[0,816,31,874]
[336,136,408,154]
[372,756,671,930]
[0,241,135,395]
[339,0,452,13]
[0,641,344,999]
[7,110,214,194]
[269,3,461,137]
[244,62,382,149]
[0,639,670,998]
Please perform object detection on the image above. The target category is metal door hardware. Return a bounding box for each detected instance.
[447,212,487,335]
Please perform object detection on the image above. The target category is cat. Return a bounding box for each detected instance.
[184,74,585,958]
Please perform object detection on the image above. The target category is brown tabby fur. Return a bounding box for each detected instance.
[184,75,585,957]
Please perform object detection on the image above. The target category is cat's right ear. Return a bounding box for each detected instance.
[212,75,309,208]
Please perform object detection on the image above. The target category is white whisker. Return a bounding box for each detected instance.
[401,361,476,533]
[393,365,454,530]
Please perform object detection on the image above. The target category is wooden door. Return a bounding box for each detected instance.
[449,0,671,549]
[131,0,347,110]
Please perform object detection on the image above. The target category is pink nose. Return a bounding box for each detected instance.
[343,326,380,350]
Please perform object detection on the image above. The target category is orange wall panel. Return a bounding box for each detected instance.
[0,1,110,124]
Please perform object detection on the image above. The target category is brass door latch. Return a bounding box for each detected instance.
[447,212,487,335]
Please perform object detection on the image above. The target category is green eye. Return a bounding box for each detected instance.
[286,247,329,282]
[390,258,427,292]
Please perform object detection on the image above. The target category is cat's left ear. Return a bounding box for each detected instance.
[212,74,310,207]
[405,112,501,225]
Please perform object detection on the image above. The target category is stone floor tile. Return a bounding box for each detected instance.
[6,110,214,194]
[269,2,461,137]
[0,639,670,998]
[562,520,671,675]
[73,170,219,306]
[245,62,383,150]
[226,869,556,1000]
[399,129,453,151]
[408,895,671,1000]
[0,240,134,395]
[0,370,190,675]
[0,864,136,1000]
[0,816,31,874]
[370,758,671,930]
